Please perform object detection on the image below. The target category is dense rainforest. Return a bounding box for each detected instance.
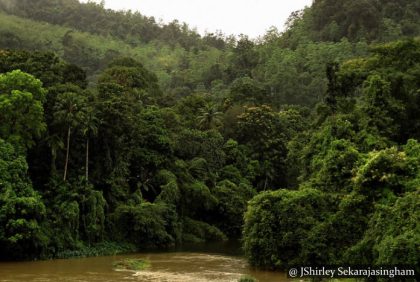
[0,0,419,278]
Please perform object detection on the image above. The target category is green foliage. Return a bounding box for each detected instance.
[300,192,371,265]
[404,139,420,191]
[283,0,420,43]
[244,138,420,270]
[226,35,258,80]
[254,39,369,106]
[53,88,87,129]
[0,0,216,50]
[112,202,180,248]
[42,177,106,254]
[339,39,420,142]
[229,77,266,105]
[0,49,81,87]
[0,70,46,150]
[99,57,162,103]
[310,139,361,193]
[174,129,225,172]
[181,181,218,217]
[212,180,256,237]
[0,139,48,259]
[346,191,419,273]
[243,188,332,269]
[0,12,226,94]
[354,147,412,200]
[238,275,258,282]
[298,114,365,183]
[78,185,106,244]
[236,105,288,189]
[154,170,180,206]
[181,217,227,243]
[113,258,151,271]
[197,103,223,130]
[54,241,136,259]
[0,0,418,270]
[358,74,404,139]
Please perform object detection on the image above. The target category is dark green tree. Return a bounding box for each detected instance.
[0,139,48,259]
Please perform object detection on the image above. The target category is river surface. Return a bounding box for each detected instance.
[0,242,290,282]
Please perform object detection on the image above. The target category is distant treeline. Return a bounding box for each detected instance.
[0,0,229,50]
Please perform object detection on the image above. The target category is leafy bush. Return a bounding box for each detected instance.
[213,180,255,237]
[182,217,227,243]
[54,241,137,259]
[0,139,48,259]
[243,188,332,269]
[111,202,180,248]
[354,147,413,200]
[345,191,420,273]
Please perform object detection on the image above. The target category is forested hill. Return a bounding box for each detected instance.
[0,0,419,275]
[0,0,228,50]
[1,0,419,47]
[282,0,420,46]
[0,0,419,107]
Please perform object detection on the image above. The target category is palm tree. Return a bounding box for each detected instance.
[53,91,85,181]
[81,106,100,181]
[197,103,223,130]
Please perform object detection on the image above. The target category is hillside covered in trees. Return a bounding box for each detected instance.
[0,0,419,277]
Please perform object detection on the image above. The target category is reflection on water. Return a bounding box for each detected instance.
[0,242,290,282]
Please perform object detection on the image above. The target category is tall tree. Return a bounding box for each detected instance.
[53,88,86,181]
[236,105,287,190]
[325,62,340,113]
[81,105,100,181]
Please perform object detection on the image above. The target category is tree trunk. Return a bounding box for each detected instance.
[85,138,89,181]
[264,174,268,191]
[51,149,56,175]
[64,126,71,181]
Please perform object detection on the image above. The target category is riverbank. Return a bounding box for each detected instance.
[52,241,138,260]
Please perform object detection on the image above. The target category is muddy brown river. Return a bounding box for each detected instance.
[0,242,289,282]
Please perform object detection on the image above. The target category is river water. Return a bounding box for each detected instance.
[0,242,289,282]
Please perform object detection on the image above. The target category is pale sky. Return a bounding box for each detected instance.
[81,0,312,38]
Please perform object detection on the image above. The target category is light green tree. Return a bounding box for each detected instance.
[0,70,46,151]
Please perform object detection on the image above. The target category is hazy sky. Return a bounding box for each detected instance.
[81,0,312,38]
